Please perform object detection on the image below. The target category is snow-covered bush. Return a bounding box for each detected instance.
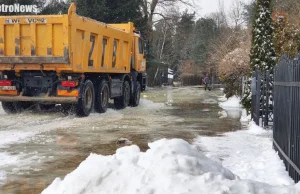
[218,41,251,98]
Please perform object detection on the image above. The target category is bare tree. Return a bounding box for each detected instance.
[151,8,181,85]
[142,0,195,37]
[229,0,245,28]
[209,0,228,28]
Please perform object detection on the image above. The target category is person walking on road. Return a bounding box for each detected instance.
[202,74,210,91]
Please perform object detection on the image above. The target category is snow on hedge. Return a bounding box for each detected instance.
[43,139,300,194]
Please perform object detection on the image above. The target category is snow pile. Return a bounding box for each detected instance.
[43,139,300,194]
[247,121,267,135]
[240,109,251,122]
[219,96,242,109]
[195,122,295,187]
[218,110,227,118]
[218,95,227,102]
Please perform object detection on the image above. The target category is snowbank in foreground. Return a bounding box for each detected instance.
[219,96,242,109]
[195,122,296,188]
[43,139,300,194]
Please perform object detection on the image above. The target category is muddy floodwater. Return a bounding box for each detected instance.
[0,86,242,194]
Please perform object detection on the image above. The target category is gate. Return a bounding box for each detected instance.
[251,71,273,127]
[251,71,261,125]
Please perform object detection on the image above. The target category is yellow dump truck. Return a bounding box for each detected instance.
[0,3,147,116]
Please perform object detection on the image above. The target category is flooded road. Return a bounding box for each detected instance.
[0,86,242,194]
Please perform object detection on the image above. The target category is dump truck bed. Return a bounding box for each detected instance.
[0,4,134,74]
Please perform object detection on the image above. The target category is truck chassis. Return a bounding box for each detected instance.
[0,70,147,116]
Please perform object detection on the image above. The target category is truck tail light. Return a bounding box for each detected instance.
[61,81,77,87]
[0,80,12,86]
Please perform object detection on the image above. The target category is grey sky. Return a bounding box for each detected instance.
[196,0,252,17]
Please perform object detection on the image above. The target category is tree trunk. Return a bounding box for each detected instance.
[159,21,168,60]
[153,66,160,85]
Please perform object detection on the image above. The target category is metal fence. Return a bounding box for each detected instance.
[251,71,273,127]
[262,71,274,127]
[273,54,300,182]
[251,71,261,125]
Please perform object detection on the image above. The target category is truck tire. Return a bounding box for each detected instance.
[95,80,109,113]
[76,80,95,117]
[1,102,18,114]
[114,81,130,109]
[131,82,141,107]
[1,102,29,113]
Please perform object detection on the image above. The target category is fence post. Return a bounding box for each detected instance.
[262,71,266,127]
[251,72,256,121]
[288,61,292,173]
[251,71,261,126]
[265,71,270,127]
[256,71,261,126]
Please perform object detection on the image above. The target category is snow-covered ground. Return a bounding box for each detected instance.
[195,121,294,186]
[206,95,294,186]
[41,93,300,194]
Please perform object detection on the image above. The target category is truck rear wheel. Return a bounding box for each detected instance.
[114,81,130,109]
[1,102,18,114]
[1,102,32,113]
[131,82,141,107]
[95,80,109,113]
[76,80,95,117]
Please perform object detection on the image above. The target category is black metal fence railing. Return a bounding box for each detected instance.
[251,70,273,127]
[251,71,261,125]
[273,54,300,182]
